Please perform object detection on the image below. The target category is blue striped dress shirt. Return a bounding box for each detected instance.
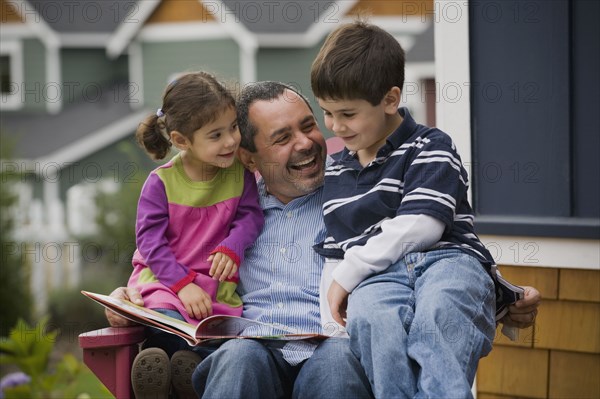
[238,178,327,365]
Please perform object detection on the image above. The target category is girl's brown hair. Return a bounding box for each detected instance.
[136,71,235,160]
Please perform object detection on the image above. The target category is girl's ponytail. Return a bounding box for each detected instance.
[135,113,172,160]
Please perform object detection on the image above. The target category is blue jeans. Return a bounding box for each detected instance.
[346,249,496,399]
[191,338,373,399]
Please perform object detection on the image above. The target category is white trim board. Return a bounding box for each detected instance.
[137,21,230,42]
[433,0,471,201]
[480,235,600,270]
[0,23,37,39]
[106,0,161,58]
[60,33,111,48]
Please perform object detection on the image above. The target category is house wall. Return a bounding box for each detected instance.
[257,40,330,138]
[477,265,600,399]
[21,38,46,112]
[61,49,129,104]
[141,39,239,107]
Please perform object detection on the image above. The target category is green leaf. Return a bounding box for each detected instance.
[3,384,33,399]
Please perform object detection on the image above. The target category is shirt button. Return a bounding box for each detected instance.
[280,247,286,254]
[277,302,284,308]
[277,282,284,287]
[286,212,293,218]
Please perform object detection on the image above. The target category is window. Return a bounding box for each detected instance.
[1,55,11,93]
[469,0,599,239]
[0,41,24,111]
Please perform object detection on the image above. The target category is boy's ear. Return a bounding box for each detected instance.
[238,148,257,172]
[170,131,189,150]
[383,86,402,115]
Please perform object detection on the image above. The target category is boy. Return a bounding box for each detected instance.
[311,21,521,398]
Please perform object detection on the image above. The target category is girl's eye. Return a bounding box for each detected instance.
[210,133,221,140]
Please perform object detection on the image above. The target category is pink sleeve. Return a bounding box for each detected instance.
[211,169,264,265]
[136,173,197,292]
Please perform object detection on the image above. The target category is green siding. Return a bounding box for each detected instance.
[22,39,47,112]
[256,42,331,137]
[60,49,128,104]
[142,40,240,107]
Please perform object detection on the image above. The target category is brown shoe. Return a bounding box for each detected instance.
[170,350,203,399]
[131,348,171,398]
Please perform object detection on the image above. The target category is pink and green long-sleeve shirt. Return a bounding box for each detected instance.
[127,154,264,324]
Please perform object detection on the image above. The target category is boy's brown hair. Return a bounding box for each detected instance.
[311,21,405,106]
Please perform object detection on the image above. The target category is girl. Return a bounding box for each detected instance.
[127,72,264,398]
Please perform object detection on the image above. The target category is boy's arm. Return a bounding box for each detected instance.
[331,214,445,293]
[211,169,264,265]
[136,174,197,292]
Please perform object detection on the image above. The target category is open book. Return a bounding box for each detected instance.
[493,271,526,341]
[82,291,327,346]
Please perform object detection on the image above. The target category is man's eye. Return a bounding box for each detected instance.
[343,113,355,118]
[302,124,315,133]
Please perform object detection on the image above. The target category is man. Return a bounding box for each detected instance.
[108,82,540,398]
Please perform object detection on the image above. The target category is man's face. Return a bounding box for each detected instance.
[242,90,327,204]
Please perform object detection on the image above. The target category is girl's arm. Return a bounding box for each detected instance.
[211,169,264,265]
[136,173,196,292]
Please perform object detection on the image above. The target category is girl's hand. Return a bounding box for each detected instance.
[177,283,213,320]
[208,252,238,282]
[328,281,350,327]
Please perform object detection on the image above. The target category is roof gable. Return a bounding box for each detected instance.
[27,0,138,33]
[147,0,215,23]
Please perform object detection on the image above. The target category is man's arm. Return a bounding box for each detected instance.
[105,287,144,327]
[500,286,540,328]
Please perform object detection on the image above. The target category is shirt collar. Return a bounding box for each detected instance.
[385,107,418,152]
[257,177,323,211]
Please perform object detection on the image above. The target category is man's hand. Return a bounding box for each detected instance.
[177,283,213,320]
[501,286,541,328]
[328,280,350,327]
[208,252,238,282]
[106,287,144,327]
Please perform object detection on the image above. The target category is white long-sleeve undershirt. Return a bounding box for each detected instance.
[331,214,446,293]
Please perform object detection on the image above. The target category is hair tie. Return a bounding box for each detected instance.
[156,108,165,118]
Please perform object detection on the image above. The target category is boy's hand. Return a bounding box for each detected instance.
[501,286,541,328]
[208,252,238,282]
[328,281,350,327]
[177,283,213,320]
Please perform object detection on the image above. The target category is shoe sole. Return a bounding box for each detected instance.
[131,347,171,399]
[171,350,203,399]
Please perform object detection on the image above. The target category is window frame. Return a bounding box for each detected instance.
[0,40,24,111]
